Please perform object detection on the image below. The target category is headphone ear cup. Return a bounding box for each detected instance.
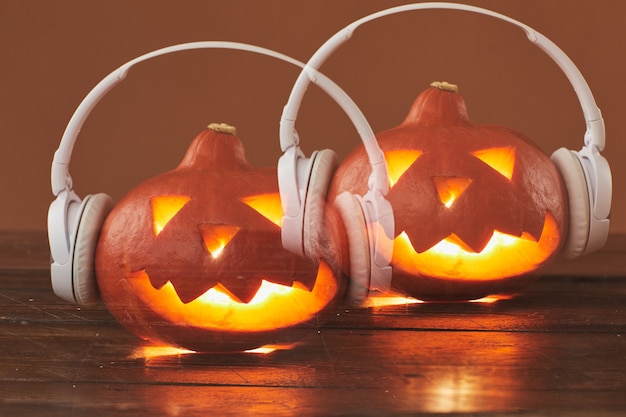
[302,149,338,259]
[550,147,591,259]
[72,193,113,305]
[334,192,371,304]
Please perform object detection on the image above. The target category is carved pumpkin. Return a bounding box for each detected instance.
[327,82,568,301]
[95,123,344,352]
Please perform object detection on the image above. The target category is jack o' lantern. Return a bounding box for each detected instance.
[327,82,568,301]
[95,123,345,352]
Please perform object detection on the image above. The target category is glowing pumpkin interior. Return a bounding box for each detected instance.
[131,192,338,331]
[384,146,561,279]
[127,262,337,332]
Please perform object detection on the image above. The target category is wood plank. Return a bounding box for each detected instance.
[0,231,50,271]
[542,234,626,277]
[2,327,625,416]
[4,272,626,333]
[2,278,626,415]
[2,231,626,416]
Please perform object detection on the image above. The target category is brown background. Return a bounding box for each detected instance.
[1,0,624,236]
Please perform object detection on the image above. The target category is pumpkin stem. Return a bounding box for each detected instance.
[208,122,237,135]
[401,81,471,127]
[430,81,458,93]
[177,123,249,170]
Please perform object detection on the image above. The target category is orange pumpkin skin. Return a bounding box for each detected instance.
[95,125,345,352]
[327,83,568,301]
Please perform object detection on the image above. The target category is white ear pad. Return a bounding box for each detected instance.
[550,147,591,259]
[302,149,339,259]
[334,192,371,304]
[72,193,114,305]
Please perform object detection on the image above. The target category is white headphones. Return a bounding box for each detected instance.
[48,41,382,305]
[277,2,612,297]
[50,4,612,307]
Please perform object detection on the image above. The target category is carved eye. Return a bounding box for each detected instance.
[151,195,191,236]
[240,193,284,227]
[472,146,516,180]
[384,149,423,187]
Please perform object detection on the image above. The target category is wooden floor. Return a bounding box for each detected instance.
[1,231,625,416]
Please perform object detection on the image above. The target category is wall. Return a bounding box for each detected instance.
[1,0,623,233]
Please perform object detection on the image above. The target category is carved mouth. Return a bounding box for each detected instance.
[126,261,338,331]
[392,213,560,280]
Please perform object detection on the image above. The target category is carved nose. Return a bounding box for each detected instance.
[199,224,240,258]
[432,177,473,208]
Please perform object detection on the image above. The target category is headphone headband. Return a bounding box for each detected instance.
[50,41,379,197]
[49,41,388,295]
[281,2,605,152]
